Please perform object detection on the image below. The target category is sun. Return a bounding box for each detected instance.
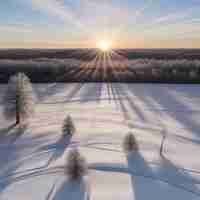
[97,40,112,52]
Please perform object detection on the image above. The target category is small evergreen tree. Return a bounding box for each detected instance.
[65,149,87,180]
[123,132,138,153]
[62,115,75,137]
[4,73,34,125]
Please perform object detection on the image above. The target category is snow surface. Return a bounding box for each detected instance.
[0,83,200,199]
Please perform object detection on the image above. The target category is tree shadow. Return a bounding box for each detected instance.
[170,85,200,100]
[111,84,131,122]
[106,83,112,103]
[63,83,85,102]
[0,138,21,195]
[111,84,146,125]
[0,123,17,139]
[9,123,29,144]
[145,85,200,139]
[45,182,57,200]
[125,84,200,152]
[0,123,30,195]
[0,131,72,196]
[0,123,29,145]
[158,156,200,190]
[126,84,161,112]
[127,152,200,199]
[37,134,72,167]
[80,83,102,103]
[35,83,71,102]
[0,167,63,198]
[53,177,90,200]
[2,133,74,182]
[0,129,54,176]
[119,85,147,122]
[110,83,120,106]
[37,83,85,104]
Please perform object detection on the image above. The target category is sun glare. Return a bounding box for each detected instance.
[97,40,112,52]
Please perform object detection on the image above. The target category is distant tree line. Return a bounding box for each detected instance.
[0,59,200,83]
[1,49,200,60]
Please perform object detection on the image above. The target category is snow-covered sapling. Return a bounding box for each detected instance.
[65,149,87,180]
[4,73,35,125]
[62,115,76,137]
[123,132,138,153]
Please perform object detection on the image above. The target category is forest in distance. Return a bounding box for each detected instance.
[0,49,200,83]
[1,48,200,60]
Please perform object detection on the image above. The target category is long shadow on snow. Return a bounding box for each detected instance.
[37,83,85,104]
[38,134,72,167]
[9,134,74,177]
[35,83,71,102]
[0,167,64,195]
[126,84,200,154]
[0,129,26,194]
[0,123,17,140]
[126,84,164,114]
[9,124,29,144]
[107,83,129,104]
[62,83,85,102]
[52,178,90,200]
[170,84,200,101]
[79,83,102,103]
[143,85,200,139]
[112,84,146,127]
[116,84,148,122]
[0,123,28,146]
[0,134,72,195]
[111,84,131,122]
[45,182,57,200]
[88,152,200,199]
[127,152,200,199]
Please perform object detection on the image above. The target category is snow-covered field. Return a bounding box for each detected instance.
[0,83,200,199]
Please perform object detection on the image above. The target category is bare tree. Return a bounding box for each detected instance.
[4,73,34,125]
[62,115,76,137]
[65,149,87,180]
[123,132,138,153]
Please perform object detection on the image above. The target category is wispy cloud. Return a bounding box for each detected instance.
[29,0,84,29]
[152,9,193,25]
[139,6,200,34]
[27,0,153,32]
[26,0,139,42]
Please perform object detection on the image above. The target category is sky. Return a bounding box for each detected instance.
[1,0,200,48]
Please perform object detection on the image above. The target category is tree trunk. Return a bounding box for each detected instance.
[16,94,20,125]
[16,110,20,125]
[15,73,22,125]
[160,134,166,157]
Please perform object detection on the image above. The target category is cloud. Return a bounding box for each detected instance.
[29,0,84,30]
[27,0,153,37]
[139,5,200,35]
[153,11,192,24]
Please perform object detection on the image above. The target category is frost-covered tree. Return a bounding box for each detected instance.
[123,132,138,153]
[62,115,76,137]
[65,149,87,180]
[4,73,34,125]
